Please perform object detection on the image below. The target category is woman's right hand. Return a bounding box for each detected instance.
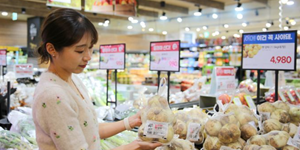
[125,140,162,150]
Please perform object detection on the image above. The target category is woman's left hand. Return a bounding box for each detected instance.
[128,111,142,128]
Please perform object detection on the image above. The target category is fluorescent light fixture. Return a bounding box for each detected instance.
[237,13,243,19]
[223,24,229,28]
[162,31,167,35]
[127,26,133,29]
[281,0,289,4]
[149,28,154,32]
[177,17,182,22]
[212,13,218,19]
[1,12,8,16]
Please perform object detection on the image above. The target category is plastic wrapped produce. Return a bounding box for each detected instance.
[0,130,34,150]
[155,136,195,150]
[138,78,175,144]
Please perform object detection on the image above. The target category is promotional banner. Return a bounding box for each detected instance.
[14,64,34,78]
[150,40,180,72]
[0,49,7,66]
[46,0,81,9]
[242,30,297,71]
[210,67,236,94]
[27,17,44,58]
[99,44,125,69]
[84,0,113,14]
[115,0,136,17]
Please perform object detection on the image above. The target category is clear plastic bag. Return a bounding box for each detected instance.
[133,87,147,109]
[138,78,175,144]
[155,135,195,150]
[0,130,34,150]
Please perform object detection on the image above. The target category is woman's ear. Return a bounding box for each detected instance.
[46,43,57,57]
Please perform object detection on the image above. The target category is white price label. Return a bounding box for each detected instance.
[278,91,287,102]
[287,91,296,102]
[245,95,256,111]
[186,123,201,142]
[295,91,300,99]
[233,97,242,106]
[143,120,169,139]
[248,121,256,128]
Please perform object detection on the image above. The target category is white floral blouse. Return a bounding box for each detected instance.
[32,71,101,150]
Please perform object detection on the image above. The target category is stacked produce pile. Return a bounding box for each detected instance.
[265,86,300,105]
[173,108,208,144]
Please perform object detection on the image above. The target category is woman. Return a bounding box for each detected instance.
[32,8,161,150]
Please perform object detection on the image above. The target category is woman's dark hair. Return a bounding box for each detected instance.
[37,8,98,64]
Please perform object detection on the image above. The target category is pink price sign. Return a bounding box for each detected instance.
[99,43,125,70]
[150,40,180,72]
[216,68,235,76]
[0,49,7,66]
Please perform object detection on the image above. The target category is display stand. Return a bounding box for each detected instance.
[0,49,7,81]
[99,43,126,107]
[150,40,181,103]
[242,30,297,106]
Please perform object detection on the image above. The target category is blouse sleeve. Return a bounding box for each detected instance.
[34,87,89,150]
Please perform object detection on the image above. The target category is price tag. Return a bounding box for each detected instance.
[278,91,287,102]
[294,126,300,141]
[99,44,125,70]
[186,123,201,142]
[242,31,296,71]
[233,97,242,106]
[245,95,256,111]
[150,40,180,72]
[287,91,296,102]
[143,120,169,139]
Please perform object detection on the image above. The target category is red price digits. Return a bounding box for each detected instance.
[270,56,292,64]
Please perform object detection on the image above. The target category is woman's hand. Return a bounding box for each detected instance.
[128,111,142,128]
[127,140,162,150]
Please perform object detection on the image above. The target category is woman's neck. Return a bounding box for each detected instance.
[48,63,72,83]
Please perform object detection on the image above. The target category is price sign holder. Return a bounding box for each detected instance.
[149,40,181,103]
[0,49,7,81]
[242,30,297,105]
[99,43,126,107]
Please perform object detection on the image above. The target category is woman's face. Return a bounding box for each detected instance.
[55,32,93,74]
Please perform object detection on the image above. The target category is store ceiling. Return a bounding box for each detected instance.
[0,0,299,38]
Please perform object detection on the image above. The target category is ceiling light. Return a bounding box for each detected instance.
[149,28,154,32]
[185,27,190,31]
[21,8,26,14]
[212,13,218,19]
[239,30,244,33]
[199,34,204,37]
[1,12,8,16]
[103,23,109,27]
[196,28,201,32]
[160,12,168,20]
[215,31,220,35]
[221,36,226,39]
[140,21,146,28]
[290,19,296,25]
[223,24,229,28]
[242,22,248,27]
[297,30,300,34]
[237,13,243,19]
[203,26,208,30]
[284,26,289,30]
[212,33,216,36]
[194,8,202,16]
[127,26,133,29]
[262,28,268,32]
[98,22,103,26]
[177,17,182,22]
[162,31,167,35]
[128,17,133,21]
[281,0,289,4]
[287,1,294,5]
[266,23,272,28]
[104,19,110,24]
[131,19,139,24]
[234,34,240,38]
[235,2,243,11]
[12,12,17,21]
